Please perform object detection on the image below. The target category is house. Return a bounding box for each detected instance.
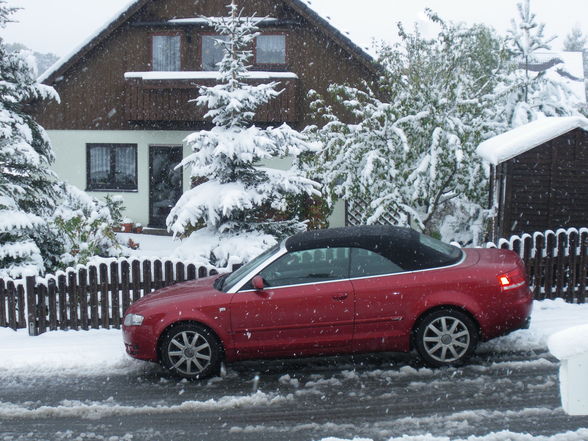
[477,116,588,239]
[33,0,379,229]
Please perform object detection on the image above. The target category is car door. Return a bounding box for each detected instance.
[349,247,417,352]
[230,247,354,357]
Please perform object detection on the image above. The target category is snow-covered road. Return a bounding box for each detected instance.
[0,299,587,441]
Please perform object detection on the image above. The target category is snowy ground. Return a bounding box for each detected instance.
[0,299,585,378]
[0,299,587,441]
[116,232,178,258]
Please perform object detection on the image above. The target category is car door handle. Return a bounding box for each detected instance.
[332,293,349,301]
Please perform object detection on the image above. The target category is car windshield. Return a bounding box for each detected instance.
[218,244,281,292]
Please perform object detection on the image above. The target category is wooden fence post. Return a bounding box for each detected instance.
[121,261,131,315]
[111,262,121,329]
[16,284,26,329]
[99,264,109,329]
[25,276,37,336]
[579,231,587,303]
[0,279,5,328]
[7,281,17,330]
[57,275,67,330]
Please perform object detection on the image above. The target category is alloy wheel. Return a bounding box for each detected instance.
[167,330,212,375]
[422,316,471,363]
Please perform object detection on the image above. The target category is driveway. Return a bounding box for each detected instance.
[1,348,587,441]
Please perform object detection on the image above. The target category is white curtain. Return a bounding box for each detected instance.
[152,35,180,71]
[256,35,285,64]
[114,146,136,185]
[89,146,110,183]
[202,35,229,70]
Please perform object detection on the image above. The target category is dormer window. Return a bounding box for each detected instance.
[201,35,229,70]
[256,35,286,65]
[152,35,181,71]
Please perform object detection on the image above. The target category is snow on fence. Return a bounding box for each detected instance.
[0,258,239,336]
[485,227,588,303]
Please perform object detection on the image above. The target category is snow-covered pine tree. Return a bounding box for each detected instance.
[505,0,582,126]
[0,2,60,277]
[564,26,587,52]
[307,14,510,244]
[167,1,319,266]
[563,26,588,99]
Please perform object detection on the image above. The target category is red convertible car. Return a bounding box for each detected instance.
[123,226,533,379]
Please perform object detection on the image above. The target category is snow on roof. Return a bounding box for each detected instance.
[476,116,588,165]
[534,51,587,104]
[168,17,279,25]
[38,0,142,83]
[296,0,374,55]
[124,71,299,81]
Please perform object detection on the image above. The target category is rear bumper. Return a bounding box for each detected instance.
[480,288,533,340]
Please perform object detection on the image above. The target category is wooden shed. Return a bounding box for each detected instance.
[477,117,588,239]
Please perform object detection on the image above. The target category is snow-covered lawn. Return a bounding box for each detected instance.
[116,230,275,267]
[0,299,586,378]
[117,232,178,258]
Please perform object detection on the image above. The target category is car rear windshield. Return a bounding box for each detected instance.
[411,233,463,270]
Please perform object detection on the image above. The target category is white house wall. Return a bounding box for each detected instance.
[47,130,345,230]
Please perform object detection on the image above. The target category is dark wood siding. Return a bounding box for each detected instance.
[500,128,588,236]
[124,77,300,123]
[32,0,376,131]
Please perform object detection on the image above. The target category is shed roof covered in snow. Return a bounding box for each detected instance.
[476,116,588,165]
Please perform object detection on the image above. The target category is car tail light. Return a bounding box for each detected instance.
[498,268,527,292]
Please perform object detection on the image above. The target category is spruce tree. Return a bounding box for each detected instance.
[167,2,318,265]
[505,0,581,126]
[563,26,587,52]
[563,26,588,98]
[0,2,60,277]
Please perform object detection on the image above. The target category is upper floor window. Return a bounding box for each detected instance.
[256,35,286,65]
[152,35,181,71]
[87,144,137,191]
[201,35,229,70]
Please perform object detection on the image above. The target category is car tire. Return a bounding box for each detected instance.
[159,323,223,380]
[414,309,478,367]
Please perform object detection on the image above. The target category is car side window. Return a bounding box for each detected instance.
[256,247,350,288]
[349,247,404,278]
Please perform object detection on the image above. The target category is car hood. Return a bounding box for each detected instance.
[126,275,227,314]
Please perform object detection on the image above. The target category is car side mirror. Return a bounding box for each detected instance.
[251,275,265,291]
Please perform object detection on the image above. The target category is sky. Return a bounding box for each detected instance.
[2,0,588,57]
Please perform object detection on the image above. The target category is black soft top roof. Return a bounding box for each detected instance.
[285,225,462,271]
[285,225,417,253]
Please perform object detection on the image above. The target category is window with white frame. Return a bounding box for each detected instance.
[201,35,229,70]
[256,35,286,65]
[152,35,181,71]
